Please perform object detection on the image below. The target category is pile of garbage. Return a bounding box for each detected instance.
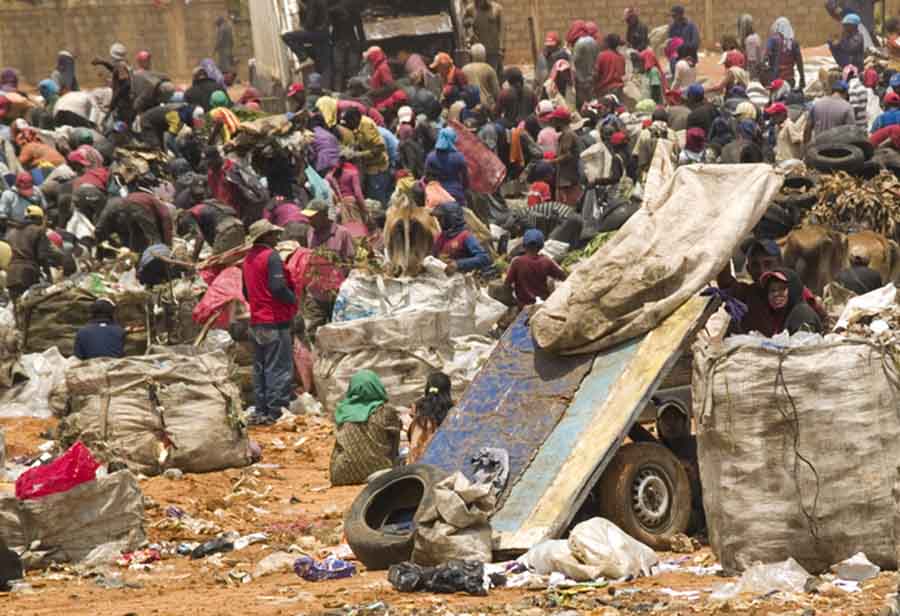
[804,171,900,236]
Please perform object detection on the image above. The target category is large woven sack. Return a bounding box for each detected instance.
[58,350,251,476]
[531,164,783,354]
[412,472,494,566]
[16,470,145,564]
[694,335,900,573]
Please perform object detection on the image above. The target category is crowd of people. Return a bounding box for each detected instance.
[0,3,898,479]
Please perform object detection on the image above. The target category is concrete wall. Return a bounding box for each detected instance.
[0,0,251,87]
[501,0,900,65]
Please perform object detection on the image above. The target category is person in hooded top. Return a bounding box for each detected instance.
[572,21,600,108]
[363,46,395,105]
[761,268,824,335]
[624,8,649,51]
[462,44,501,112]
[430,201,491,275]
[184,66,220,112]
[51,51,79,94]
[767,17,805,89]
[497,67,537,127]
[330,370,401,485]
[92,43,133,124]
[737,14,764,81]
[425,128,469,207]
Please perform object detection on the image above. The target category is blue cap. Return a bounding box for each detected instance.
[890,73,900,88]
[842,13,861,25]
[832,79,849,92]
[523,228,545,249]
[746,238,781,258]
[686,83,704,99]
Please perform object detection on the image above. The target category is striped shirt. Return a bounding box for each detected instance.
[510,202,576,235]
[847,78,870,130]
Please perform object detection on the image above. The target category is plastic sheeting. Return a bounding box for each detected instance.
[694,334,900,572]
[531,164,784,354]
[448,120,506,194]
[331,266,506,337]
[0,347,74,419]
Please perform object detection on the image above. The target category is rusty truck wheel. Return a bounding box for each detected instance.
[595,442,692,550]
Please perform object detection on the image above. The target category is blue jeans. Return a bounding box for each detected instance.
[250,325,294,418]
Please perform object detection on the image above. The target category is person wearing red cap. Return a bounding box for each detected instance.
[871,91,900,133]
[549,108,581,206]
[760,269,823,335]
[135,50,152,71]
[0,172,48,230]
[537,31,570,89]
[762,102,799,163]
[286,82,306,113]
[594,34,625,98]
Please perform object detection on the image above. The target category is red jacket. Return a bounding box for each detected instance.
[594,49,625,95]
[208,160,239,213]
[243,245,297,325]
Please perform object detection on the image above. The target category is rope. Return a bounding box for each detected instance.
[773,351,822,543]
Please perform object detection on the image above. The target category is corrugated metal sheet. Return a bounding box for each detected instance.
[362,13,453,41]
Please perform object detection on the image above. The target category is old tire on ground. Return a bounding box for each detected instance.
[594,442,692,550]
[597,199,640,232]
[344,464,446,571]
[811,125,874,160]
[805,144,865,174]
[773,175,817,211]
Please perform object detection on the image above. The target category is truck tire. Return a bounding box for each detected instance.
[594,442,692,550]
[344,464,446,571]
[773,175,817,211]
[805,144,865,174]
[811,125,874,160]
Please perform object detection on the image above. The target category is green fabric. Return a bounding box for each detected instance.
[334,370,388,426]
[210,90,229,109]
[647,67,662,88]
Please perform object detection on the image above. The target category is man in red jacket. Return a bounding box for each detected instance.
[594,34,626,98]
[242,219,298,425]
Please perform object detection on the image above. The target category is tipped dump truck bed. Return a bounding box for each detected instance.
[420,295,715,553]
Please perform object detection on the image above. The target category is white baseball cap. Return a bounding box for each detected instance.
[397,105,414,124]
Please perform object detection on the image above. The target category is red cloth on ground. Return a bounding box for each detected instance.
[192,266,249,328]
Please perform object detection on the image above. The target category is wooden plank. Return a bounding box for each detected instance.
[495,296,714,553]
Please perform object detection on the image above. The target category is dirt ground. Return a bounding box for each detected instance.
[1,414,896,616]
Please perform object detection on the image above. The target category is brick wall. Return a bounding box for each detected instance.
[501,0,898,65]
[0,0,251,87]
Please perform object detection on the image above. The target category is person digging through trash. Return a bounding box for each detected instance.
[504,229,566,309]
[835,253,884,296]
[73,298,126,361]
[330,369,401,486]
[430,201,492,276]
[5,205,63,300]
[242,219,298,426]
[301,199,356,341]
